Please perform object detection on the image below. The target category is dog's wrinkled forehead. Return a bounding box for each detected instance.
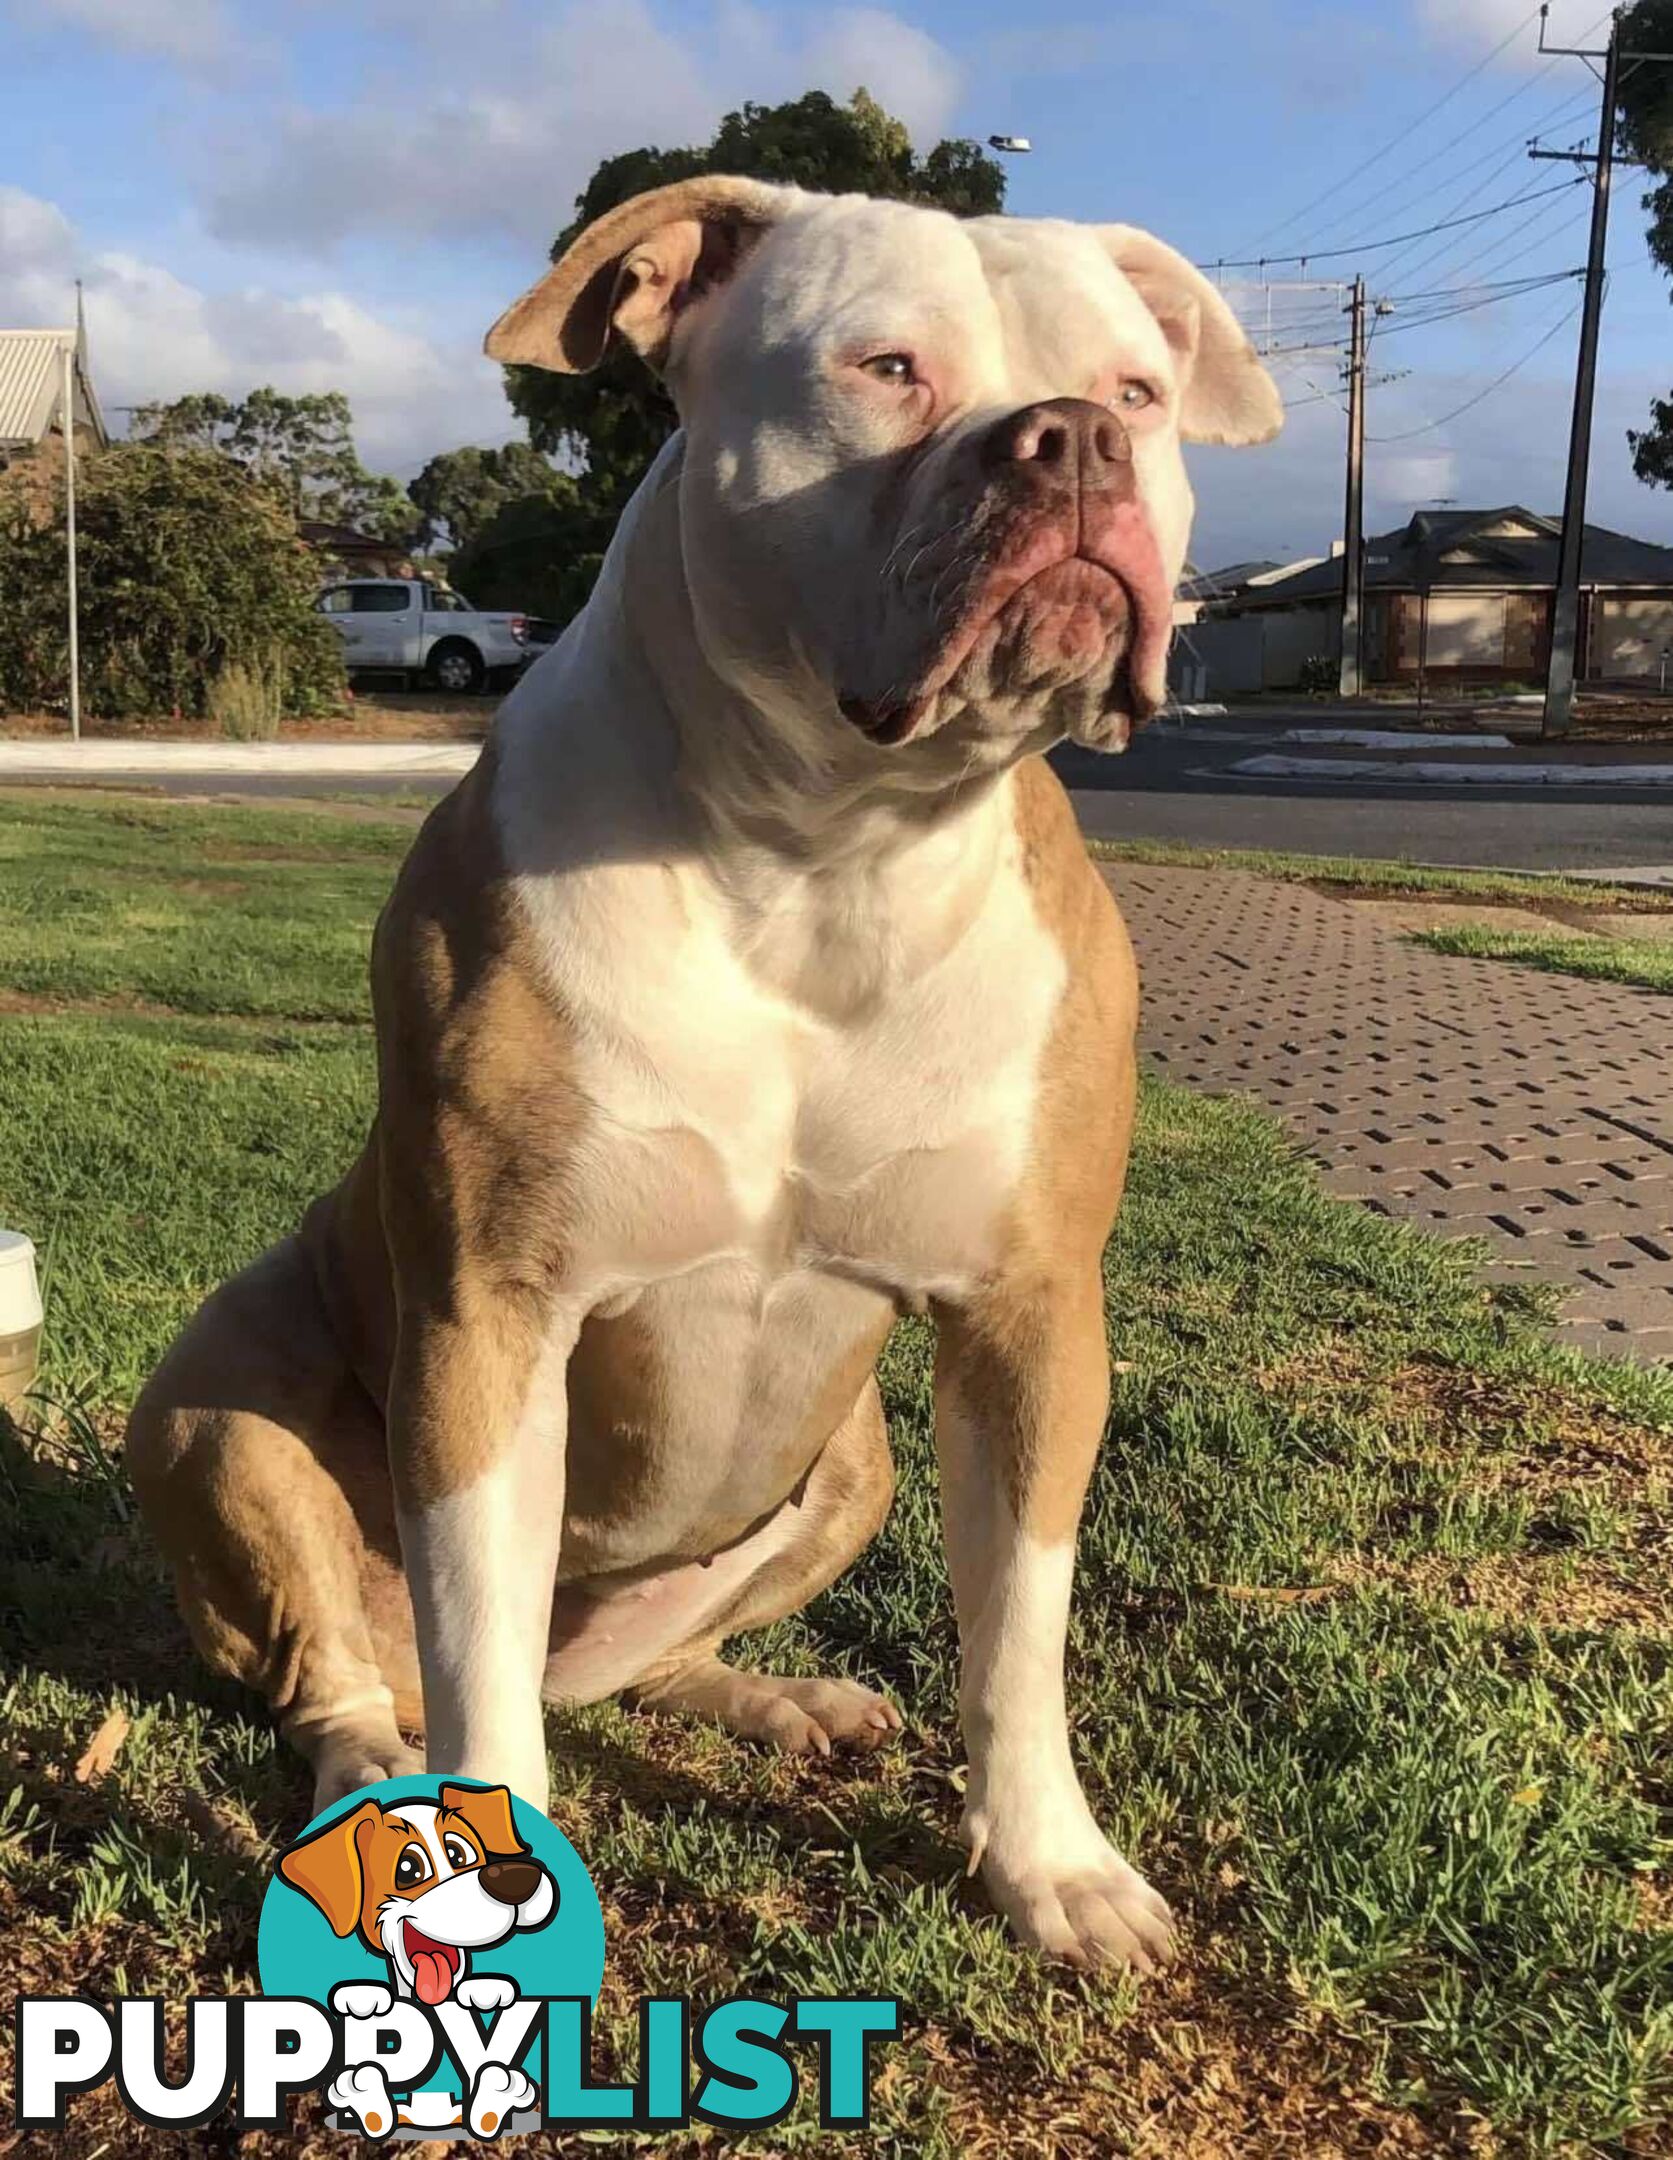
[704,199,1175,412]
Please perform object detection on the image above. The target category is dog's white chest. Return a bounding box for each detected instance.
[511,784,1066,1311]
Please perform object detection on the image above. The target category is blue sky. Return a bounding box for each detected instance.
[3,0,1670,568]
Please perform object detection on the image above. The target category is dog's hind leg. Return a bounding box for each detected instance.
[623,1377,903,1754]
[125,1233,424,1811]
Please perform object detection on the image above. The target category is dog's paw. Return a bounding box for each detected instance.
[984,1847,1175,1972]
[330,1981,395,2021]
[730,1674,905,1757]
[469,2061,538,2138]
[327,2063,397,2140]
[455,1973,518,2013]
[970,1813,1175,1973]
[311,1737,425,1811]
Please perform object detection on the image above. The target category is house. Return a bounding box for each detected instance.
[1190,506,1673,692]
[1170,555,1328,694]
[298,520,414,580]
[1173,559,1283,626]
[0,305,107,470]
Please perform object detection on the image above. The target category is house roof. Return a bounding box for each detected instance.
[1178,559,1283,601]
[1225,506,1673,605]
[299,519,395,553]
[0,329,106,450]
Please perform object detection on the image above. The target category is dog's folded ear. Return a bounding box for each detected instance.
[439,1781,527,1860]
[277,1799,380,1937]
[1099,226,1284,448]
[486,175,793,376]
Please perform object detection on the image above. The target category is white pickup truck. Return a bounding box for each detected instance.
[315,577,533,694]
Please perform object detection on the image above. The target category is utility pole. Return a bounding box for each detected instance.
[1528,7,1673,734]
[1529,8,1627,737]
[61,332,80,745]
[1338,274,1368,698]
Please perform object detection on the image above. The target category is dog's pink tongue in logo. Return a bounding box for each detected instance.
[404,1921,460,2005]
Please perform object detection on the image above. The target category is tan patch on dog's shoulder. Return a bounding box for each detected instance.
[1008,754,1138,1264]
[937,756,1139,1543]
[369,741,592,1507]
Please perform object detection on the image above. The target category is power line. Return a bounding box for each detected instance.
[1366,294,1584,440]
[1369,268,1583,337]
[1259,268,1579,354]
[1236,5,1542,254]
[1203,175,1587,273]
[1427,181,1591,285]
[1313,80,1595,247]
[1385,172,1589,287]
[1283,6,1613,252]
[1369,132,1567,281]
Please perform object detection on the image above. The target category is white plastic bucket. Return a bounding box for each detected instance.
[0,1231,43,1410]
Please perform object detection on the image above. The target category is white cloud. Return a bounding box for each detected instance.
[0,187,515,472]
[803,9,963,142]
[203,0,964,256]
[1414,0,1602,65]
[1375,449,1461,504]
[14,0,233,66]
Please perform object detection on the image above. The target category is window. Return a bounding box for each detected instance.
[423,584,470,613]
[316,587,353,614]
[353,584,415,614]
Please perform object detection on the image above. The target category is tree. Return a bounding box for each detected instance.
[1613,4,1673,484]
[128,387,422,544]
[448,477,604,622]
[407,441,567,552]
[0,445,344,721]
[504,90,1006,506]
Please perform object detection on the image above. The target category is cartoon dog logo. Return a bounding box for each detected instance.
[278,1782,556,2138]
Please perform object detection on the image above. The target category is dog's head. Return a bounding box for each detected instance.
[488,179,1279,773]
[278,1783,556,2005]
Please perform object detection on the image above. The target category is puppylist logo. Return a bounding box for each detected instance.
[15,1775,900,2140]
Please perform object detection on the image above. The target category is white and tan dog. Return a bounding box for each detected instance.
[127,178,1280,1970]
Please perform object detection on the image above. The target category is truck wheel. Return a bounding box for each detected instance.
[427,640,486,694]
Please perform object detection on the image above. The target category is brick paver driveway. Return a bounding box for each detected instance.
[1104,863,1673,1361]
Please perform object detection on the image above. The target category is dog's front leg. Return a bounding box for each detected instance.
[932,1271,1174,1971]
[391,1310,574,1813]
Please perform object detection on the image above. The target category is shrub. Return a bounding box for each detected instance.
[1297,653,1338,695]
[0,445,344,723]
[207,651,285,740]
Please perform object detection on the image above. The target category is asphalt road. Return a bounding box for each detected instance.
[1054,714,1673,871]
[9,704,1672,871]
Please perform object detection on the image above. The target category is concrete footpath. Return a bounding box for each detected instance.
[1106,861,1673,1361]
[0,740,480,778]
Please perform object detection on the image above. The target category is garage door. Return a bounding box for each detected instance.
[1424,592,1507,667]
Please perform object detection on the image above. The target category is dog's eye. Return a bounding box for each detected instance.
[443,1836,474,1870]
[1113,381,1155,412]
[394,1845,431,1889]
[859,352,916,387]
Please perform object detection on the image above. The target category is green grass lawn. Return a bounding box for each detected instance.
[1410,922,1673,997]
[1087,837,1673,915]
[1,794,1670,2156]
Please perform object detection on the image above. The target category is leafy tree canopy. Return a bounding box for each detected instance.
[504,89,1006,502]
[407,441,567,552]
[1613,4,1673,485]
[128,387,421,544]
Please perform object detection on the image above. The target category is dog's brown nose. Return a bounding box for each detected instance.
[983,397,1134,482]
[479,1858,544,1907]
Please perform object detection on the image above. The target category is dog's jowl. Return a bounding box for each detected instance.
[125,177,1280,1969]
